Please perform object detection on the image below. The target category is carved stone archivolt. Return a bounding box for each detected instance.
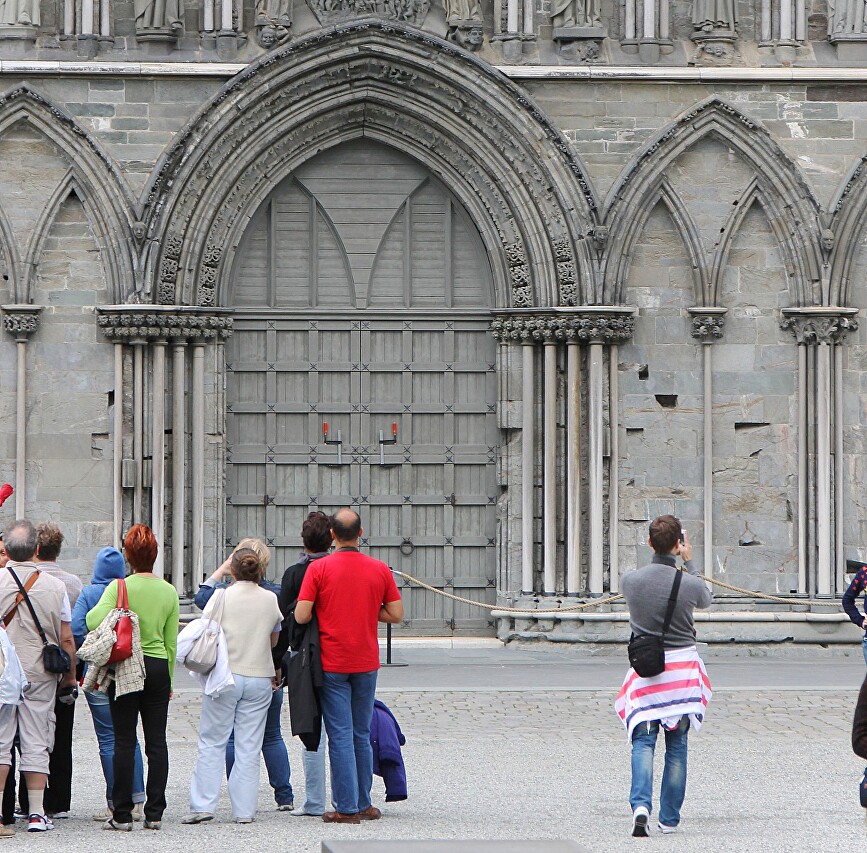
[96,309,234,342]
[140,21,598,312]
[780,309,859,345]
[491,310,635,344]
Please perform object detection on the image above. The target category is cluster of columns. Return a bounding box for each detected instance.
[97,306,233,595]
[492,308,635,597]
[781,307,858,596]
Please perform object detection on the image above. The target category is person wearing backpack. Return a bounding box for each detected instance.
[616,515,712,838]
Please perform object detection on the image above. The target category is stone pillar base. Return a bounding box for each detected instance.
[830,34,867,62]
[552,26,605,62]
[135,27,181,52]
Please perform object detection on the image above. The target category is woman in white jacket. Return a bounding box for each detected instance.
[183,548,283,825]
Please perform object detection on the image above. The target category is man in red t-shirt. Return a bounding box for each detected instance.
[294,508,403,824]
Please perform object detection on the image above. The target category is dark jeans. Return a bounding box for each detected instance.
[109,656,171,824]
[44,696,75,814]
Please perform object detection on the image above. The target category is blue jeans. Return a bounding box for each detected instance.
[297,726,327,814]
[319,670,377,815]
[85,690,145,807]
[629,716,690,828]
[226,687,293,806]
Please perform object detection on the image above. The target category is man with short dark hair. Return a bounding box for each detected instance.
[294,508,402,824]
[0,520,76,834]
[617,514,712,838]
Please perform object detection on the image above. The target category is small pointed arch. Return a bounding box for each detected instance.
[709,177,760,303]
[602,96,821,306]
[0,200,22,300]
[827,153,867,305]
[0,84,137,303]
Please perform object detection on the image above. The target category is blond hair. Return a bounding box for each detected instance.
[235,537,270,574]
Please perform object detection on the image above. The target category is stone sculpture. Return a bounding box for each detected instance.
[256,0,291,46]
[135,0,184,33]
[692,0,737,34]
[0,0,38,26]
[550,0,601,29]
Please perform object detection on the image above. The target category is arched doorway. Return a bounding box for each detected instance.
[225,139,498,634]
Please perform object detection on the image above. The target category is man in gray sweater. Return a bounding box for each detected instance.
[619,514,713,838]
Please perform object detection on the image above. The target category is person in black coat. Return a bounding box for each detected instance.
[279,512,331,817]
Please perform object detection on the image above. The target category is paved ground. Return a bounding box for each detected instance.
[12,642,867,852]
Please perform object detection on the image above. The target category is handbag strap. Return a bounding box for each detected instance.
[660,568,683,640]
[116,577,129,611]
[207,587,227,627]
[5,567,49,647]
[2,571,38,628]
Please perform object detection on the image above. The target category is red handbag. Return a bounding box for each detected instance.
[107,578,133,664]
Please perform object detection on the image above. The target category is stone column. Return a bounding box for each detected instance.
[113,343,123,548]
[1,306,42,519]
[781,308,858,596]
[543,342,557,594]
[689,308,726,582]
[566,342,581,594]
[97,307,233,595]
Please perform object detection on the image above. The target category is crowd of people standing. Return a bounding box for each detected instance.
[0,506,403,836]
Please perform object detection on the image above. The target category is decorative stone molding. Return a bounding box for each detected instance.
[491,307,636,344]
[96,307,234,342]
[1,305,42,342]
[780,307,859,344]
[688,306,727,341]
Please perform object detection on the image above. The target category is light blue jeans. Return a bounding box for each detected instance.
[85,690,145,807]
[297,726,327,814]
[189,675,273,820]
[319,670,377,815]
[629,715,690,828]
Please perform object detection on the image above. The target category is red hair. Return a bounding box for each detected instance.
[124,524,158,573]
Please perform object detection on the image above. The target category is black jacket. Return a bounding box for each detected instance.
[853,675,867,760]
[274,551,328,664]
[284,612,324,752]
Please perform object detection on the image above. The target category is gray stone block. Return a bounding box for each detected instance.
[322,843,590,853]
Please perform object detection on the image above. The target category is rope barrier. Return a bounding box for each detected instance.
[391,569,838,615]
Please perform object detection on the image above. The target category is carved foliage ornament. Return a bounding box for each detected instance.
[2,314,39,338]
[691,315,725,340]
[490,314,634,344]
[97,313,234,342]
[779,314,858,344]
[305,0,431,28]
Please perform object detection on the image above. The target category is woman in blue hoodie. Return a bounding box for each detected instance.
[71,547,146,822]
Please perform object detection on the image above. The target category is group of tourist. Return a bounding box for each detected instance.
[0,506,403,836]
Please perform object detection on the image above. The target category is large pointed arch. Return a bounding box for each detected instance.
[602,97,822,306]
[828,153,867,305]
[140,19,600,310]
[0,84,137,303]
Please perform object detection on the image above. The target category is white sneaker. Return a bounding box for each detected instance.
[657,821,679,834]
[631,806,650,837]
[27,814,54,833]
[132,803,143,821]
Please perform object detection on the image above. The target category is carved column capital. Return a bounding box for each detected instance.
[688,306,727,342]
[491,307,636,344]
[1,305,43,343]
[780,307,859,344]
[96,306,234,344]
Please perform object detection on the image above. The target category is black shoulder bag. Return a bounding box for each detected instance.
[7,567,72,675]
[627,568,682,679]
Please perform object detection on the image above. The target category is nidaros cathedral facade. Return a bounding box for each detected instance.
[2,0,867,642]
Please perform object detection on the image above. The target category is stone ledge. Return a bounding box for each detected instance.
[322,842,589,853]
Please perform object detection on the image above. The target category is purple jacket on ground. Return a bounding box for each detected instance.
[370,699,407,802]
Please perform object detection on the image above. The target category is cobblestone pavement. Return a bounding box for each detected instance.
[15,659,867,852]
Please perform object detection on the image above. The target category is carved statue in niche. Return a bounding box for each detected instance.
[256,0,291,46]
[126,221,158,304]
[444,0,480,22]
[0,0,39,27]
[135,0,184,33]
[692,0,737,34]
[550,0,601,29]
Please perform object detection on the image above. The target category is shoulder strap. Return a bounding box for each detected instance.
[2,571,38,628]
[4,567,48,645]
[207,587,227,627]
[660,568,683,639]
[116,578,129,611]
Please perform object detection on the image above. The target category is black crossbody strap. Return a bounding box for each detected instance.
[660,569,683,640]
[7,566,49,647]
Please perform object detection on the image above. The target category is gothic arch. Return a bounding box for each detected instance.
[602,97,822,307]
[0,199,22,300]
[0,85,137,303]
[141,20,600,310]
[827,153,867,305]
